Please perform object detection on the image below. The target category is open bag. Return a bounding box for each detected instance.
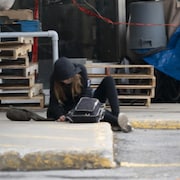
[66,97,105,123]
[6,97,105,123]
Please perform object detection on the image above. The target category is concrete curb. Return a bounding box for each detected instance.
[0,122,116,171]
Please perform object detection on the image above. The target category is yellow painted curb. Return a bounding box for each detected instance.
[0,151,116,171]
[131,120,180,129]
[121,162,180,167]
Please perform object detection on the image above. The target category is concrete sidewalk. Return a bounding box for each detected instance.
[0,103,180,171]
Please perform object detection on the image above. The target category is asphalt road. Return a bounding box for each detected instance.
[0,129,180,180]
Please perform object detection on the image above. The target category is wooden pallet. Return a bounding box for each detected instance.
[0,94,45,109]
[0,75,35,88]
[0,56,30,66]
[0,83,43,98]
[0,62,38,77]
[0,44,32,59]
[86,63,156,106]
[0,34,44,109]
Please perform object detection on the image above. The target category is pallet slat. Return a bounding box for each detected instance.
[88,74,154,79]
[0,37,34,44]
[0,83,43,98]
[0,94,45,109]
[90,84,154,89]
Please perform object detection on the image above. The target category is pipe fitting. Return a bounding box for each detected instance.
[0,30,59,63]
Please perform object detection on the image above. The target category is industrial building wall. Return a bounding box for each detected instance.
[12,0,126,62]
[10,0,180,103]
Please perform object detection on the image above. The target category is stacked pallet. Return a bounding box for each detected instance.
[86,63,156,106]
[0,37,44,109]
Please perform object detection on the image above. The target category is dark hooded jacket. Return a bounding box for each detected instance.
[47,58,92,120]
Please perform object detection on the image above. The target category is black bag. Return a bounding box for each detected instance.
[66,97,105,123]
[6,107,51,121]
[6,107,31,121]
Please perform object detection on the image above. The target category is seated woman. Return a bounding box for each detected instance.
[47,57,132,133]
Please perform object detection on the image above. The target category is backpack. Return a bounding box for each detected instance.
[66,97,105,123]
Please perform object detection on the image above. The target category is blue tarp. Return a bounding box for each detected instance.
[144,26,180,80]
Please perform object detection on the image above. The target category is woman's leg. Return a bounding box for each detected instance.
[101,109,119,126]
[93,76,119,116]
[102,109,132,132]
[93,76,132,132]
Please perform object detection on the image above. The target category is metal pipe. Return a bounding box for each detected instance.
[0,30,59,63]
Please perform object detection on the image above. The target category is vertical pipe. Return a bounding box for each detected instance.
[116,0,126,59]
[32,0,39,62]
[49,30,59,62]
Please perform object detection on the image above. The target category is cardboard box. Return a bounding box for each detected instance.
[0,9,33,20]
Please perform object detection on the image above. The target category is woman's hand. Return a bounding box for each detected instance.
[56,115,66,122]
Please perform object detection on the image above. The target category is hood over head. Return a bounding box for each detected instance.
[53,57,81,81]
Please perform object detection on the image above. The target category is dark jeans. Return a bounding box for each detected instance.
[93,76,119,126]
